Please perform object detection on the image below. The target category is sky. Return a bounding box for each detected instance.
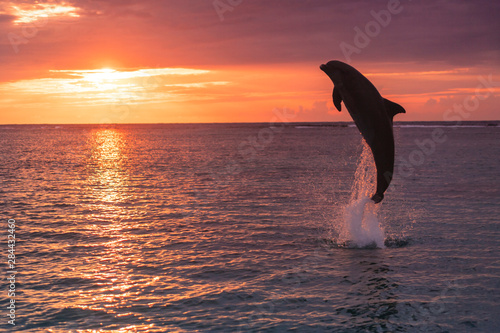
[0,0,499,124]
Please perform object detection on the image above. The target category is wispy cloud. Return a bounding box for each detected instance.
[0,67,228,107]
[4,1,80,25]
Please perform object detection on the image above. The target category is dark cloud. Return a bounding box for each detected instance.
[1,0,499,79]
[170,0,498,66]
[0,14,15,23]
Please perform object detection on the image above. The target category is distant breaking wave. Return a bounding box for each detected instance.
[293,121,499,129]
[394,123,499,128]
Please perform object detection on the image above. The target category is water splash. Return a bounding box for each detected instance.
[338,142,385,248]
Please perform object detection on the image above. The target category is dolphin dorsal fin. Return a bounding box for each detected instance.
[333,86,342,111]
[383,98,406,120]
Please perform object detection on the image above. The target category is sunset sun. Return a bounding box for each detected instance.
[80,68,122,91]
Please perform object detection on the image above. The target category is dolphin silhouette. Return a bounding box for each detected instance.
[320,60,405,203]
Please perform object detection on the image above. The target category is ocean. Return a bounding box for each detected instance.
[1,122,499,332]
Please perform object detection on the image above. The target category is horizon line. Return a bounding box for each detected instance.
[1,120,499,126]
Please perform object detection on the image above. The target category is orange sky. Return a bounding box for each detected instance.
[0,1,498,124]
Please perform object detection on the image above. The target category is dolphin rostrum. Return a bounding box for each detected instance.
[320,60,405,203]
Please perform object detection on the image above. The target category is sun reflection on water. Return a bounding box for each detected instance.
[87,128,129,205]
[38,126,202,330]
[77,128,144,316]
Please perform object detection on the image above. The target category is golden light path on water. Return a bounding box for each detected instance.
[81,129,133,311]
[86,129,130,210]
[62,128,223,331]
[68,128,159,330]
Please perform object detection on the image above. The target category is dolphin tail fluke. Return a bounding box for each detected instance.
[383,98,406,121]
[371,193,384,203]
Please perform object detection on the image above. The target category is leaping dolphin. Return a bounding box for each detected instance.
[320,60,406,203]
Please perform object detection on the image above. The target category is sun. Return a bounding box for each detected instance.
[81,68,123,91]
[82,68,119,82]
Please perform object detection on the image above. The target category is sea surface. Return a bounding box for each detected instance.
[1,122,499,332]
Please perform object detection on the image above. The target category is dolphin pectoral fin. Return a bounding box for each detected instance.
[333,87,342,112]
[383,98,406,121]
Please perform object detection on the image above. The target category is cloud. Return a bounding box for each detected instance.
[0,13,15,23]
[0,0,499,122]
[0,1,80,25]
[0,67,224,108]
[289,101,341,122]
[424,98,437,107]
[2,0,499,71]
[1,1,498,72]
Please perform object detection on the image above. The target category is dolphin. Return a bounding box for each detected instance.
[320,60,405,203]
